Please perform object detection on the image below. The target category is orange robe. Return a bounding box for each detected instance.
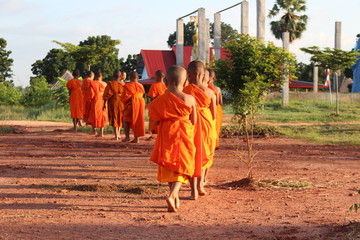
[82,77,92,121]
[149,92,195,183]
[87,81,107,128]
[103,81,124,128]
[66,78,84,119]
[147,82,167,133]
[121,81,145,138]
[183,84,216,176]
[208,84,223,148]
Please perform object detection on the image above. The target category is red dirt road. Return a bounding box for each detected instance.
[0,121,359,239]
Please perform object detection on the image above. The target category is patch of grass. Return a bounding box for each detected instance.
[221,178,309,190]
[258,99,360,123]
[37,183,168,196]
[221,124,282,138]
[0,126,15,133]
[277,124,360,145]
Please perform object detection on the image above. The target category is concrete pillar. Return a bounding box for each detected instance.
[256,0,266,41]
[313,65,318,93]
[335,21,342,49]
[198,8,207,63]
[334,22,341,113]
[241,0,249,34]
[282,31,290,106]
[176,18,184,66]
[214,13,221,60]
[205,18,210,64]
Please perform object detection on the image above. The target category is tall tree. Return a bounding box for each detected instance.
[0,38,14,83]
[31,48,75,83]
[167,22,238,48]
[120,54,139,78]
[268,0,308,43]
[54,35,121,80]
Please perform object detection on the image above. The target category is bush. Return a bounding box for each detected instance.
[0,82,23,105]
[23,76,52,107]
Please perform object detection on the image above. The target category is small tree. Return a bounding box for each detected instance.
[0,38,14,83]
[52,77,69,108]
[23,76,52,107]
[301,46,360,115]
[0,82,22,105]
[215,35,296,178]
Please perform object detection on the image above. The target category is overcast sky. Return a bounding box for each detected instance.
[1,0,359,86]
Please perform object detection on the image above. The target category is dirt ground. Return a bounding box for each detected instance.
[0,121,359,240]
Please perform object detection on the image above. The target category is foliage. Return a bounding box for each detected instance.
[295,62,328,83]
[54,35,121,80]
[23,76,52,107]
[120,54,139,78]
[215,34,296,178]
[0,38,14,83]
[349,189,360,213]
[52,77,69,108]
[215,34,296,117]
[167,22,238,48]
[268,0,308,42]
[31,49,76,83]
[0,82,23,105]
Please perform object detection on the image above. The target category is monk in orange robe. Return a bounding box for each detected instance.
[147,70,167,139]
[66,69,84,131]
[121,72,145,143]
[183,61,216,200]
[103,70,125,140]
[208,69,223,150]
[149,65,197,212]
[82,71,94,122]
[87,72,107,137]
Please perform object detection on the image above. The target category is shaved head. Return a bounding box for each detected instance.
[166,65,186,86]
[187,61,205,74]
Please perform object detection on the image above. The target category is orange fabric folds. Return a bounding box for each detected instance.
[121,82,145,137]
[183,84,216,175]
[82,78,92,120]
[87,81,107,128]
[66,79,84,119]
[149,92,195,181]
[208,84,223,147]
[148,82,167,133]
[103,81,124,128]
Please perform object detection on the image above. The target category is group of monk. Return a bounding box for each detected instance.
[149,61,223,212]
[66,61,223,212]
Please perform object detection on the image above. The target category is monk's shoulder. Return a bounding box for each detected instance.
[183,93,195,107]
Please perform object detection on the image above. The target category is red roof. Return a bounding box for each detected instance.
[140,50,176,78]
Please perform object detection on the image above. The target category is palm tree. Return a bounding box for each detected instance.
[268,0,308,43]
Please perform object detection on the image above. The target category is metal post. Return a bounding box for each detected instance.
[176,18,184,66]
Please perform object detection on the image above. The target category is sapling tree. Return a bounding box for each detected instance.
[215,35,296,178]
[301,46,360,115]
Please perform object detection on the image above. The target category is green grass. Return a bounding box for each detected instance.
[257,99,360,123]
[0,103,70,122]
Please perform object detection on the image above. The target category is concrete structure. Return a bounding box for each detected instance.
[205,18,210,63]
[313,65,319,93]
[241,0,249,34]
[282,31,290,106]
[197,8,207,63]
[256,0,266,41]
[176,19,184,67]
[214,13,221,60]
[266,92,360,104]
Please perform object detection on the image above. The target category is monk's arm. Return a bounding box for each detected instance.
[190,98,197,125]
[218,87,223,106]
[210,93,217,120]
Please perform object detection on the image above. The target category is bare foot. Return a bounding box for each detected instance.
[198,188,207,196]
[166,198,177,212]
[112,137,119,140]
[189,192,198,200]
[175,196,180,209]
[122,138,130,142]
[96,135,104,138]
[130,138,139,143]
[147,136,154,140]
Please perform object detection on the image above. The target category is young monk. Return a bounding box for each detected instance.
[207,69,223,150]
[121,71,145,143]
[149,65,197,212]
[103,70,125,140]
[87,72,107,137]
[183,61,217,200]
[66,69,84,131]
[147,70,167,140]
[82,71,94,122]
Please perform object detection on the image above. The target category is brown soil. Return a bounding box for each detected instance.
[0,121,359,240]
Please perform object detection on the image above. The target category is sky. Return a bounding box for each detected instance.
[1,0,359,86]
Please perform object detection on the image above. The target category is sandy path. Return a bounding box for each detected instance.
[0,121,359,239]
